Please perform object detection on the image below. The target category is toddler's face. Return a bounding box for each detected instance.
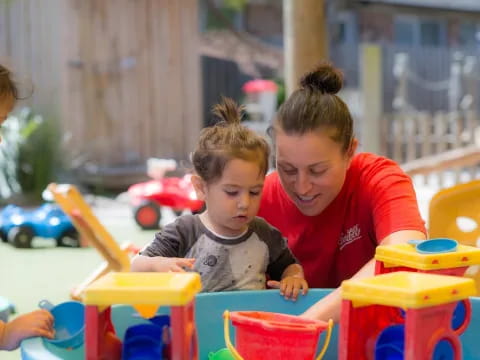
[200,158,265,237]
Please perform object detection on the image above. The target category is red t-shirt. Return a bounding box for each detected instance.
[258,153,426,288]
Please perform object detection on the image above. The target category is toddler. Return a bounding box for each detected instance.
[131,97,308,300]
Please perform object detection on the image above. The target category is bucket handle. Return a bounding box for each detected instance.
[223,311,244,360]
[223,310,334,360]
[316,318,333,360]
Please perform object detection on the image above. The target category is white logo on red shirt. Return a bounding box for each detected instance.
[339,224,361,250]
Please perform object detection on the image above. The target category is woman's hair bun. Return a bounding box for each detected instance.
[300,61,343,94]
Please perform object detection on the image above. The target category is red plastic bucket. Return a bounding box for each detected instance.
[224,311,332,360]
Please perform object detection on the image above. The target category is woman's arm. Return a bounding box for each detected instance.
[300,229,426,322]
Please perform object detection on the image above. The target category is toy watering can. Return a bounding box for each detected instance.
[223,310,333,360]
[38,299,85,349]
[408,238,458,254]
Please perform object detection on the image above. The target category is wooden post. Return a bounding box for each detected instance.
[283,0,328,95]
[360,44,383,154]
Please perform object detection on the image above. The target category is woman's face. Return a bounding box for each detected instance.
[275,128,356,216]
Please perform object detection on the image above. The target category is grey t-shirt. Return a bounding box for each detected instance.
[140,214,297,292]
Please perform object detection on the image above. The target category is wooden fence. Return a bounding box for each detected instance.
[0,0,201,188]
[384,110,480,187]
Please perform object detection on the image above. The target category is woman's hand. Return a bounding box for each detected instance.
[0,310,54,351]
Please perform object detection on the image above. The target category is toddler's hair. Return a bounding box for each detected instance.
[0,64,20,103]
[192,97,270,183]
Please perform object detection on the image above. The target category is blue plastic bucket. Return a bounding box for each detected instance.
[38,300,84,349]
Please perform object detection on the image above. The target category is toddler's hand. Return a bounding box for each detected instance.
[267,276,309,301]
[0,309,54,351]
[152,257,195,272]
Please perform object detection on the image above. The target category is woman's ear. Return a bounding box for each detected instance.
[348,138,358,158]
[345,138,358,167]
[191,175,207,201]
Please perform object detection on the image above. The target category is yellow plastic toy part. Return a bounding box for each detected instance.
[429,179,480,293]
[48,183,133,299]
[223,310,333,360]
[375,243,480,271]
[341,271,476,309]
[83,272,201,317]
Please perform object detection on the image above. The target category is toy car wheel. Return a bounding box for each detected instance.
[134,201,161,230]
[173,209,183,217]
[57,229,81,248]
[0,229,6,242]
[8,226,34,248]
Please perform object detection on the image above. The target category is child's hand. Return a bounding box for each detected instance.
[152,257,195,272]
[267,276,309,301]
[0,309,54,351]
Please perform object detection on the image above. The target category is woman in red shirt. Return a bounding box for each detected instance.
[259,62,426,322]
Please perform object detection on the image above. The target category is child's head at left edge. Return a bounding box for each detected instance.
[0,65,20,140]
[191,96,270,237]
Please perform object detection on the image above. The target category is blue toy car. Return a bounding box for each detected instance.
[0,203,80,248]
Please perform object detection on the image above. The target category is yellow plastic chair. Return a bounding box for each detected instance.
[429,179,480,292]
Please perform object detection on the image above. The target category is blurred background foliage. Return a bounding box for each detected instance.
[0,108,61,204]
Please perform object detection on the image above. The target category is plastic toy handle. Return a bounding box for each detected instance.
[315,319,333,360]
[223,310,244,360]
[38,299,54,311]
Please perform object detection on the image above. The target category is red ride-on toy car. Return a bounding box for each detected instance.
[128,159,204,230]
